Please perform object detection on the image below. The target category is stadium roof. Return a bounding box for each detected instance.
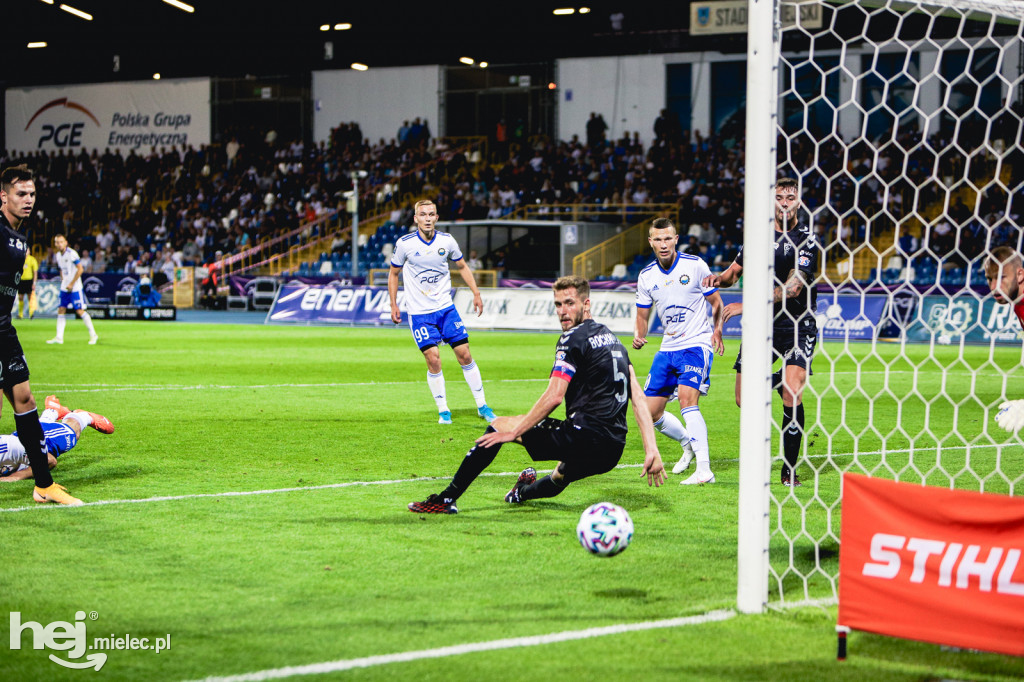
[10,0,703,87]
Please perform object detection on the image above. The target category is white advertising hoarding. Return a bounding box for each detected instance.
[454,288,638,334]
[5,78,211,154]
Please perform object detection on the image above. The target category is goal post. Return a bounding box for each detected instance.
[739,0,1024,611]
[736,0,781,615]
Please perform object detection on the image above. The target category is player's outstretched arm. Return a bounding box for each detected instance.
[0,467,35,482]
[721,301,743,326]
[704,260,742,289]
[476,376,567,448]
[633,306,651,350]
[387,265,402,324]
[995,400,1024,432]
[628,365,665,487]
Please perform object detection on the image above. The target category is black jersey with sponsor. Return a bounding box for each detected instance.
[736,217,819,328]
[550,318,631,443]
[0,212,29,332]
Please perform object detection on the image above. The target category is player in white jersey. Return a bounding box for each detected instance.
[633,218,724,485]
[388,200,496,425]
[47,234,99,345]
[0,395,114,481]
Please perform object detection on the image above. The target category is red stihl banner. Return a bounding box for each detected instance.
[838,473,1024,656]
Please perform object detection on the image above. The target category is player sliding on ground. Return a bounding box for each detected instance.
[408,275,665,515]
[0,395,114,485]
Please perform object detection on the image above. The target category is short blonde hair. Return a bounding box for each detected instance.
[986,245,1022,274]
[414,199,435,212]
[553,275,590,300]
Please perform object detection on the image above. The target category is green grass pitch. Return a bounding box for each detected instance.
[1,319,1022,681]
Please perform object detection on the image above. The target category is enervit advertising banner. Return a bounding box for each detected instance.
[266,285,398,325]
[264,285,906,341]
[906,294,1023,345]
[265,286,646,333]
[838,473,1024,656]
[6,78,210,154]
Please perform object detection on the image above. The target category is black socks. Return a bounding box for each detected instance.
[15,409,52,488]
[781,403,804,471]
[519,474,565,500]
[441,426,501,501]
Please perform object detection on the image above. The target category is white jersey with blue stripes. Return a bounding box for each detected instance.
[636,252,717,352]
[390,230,464,315]
[56,247,84,292]
[0,420,77,476]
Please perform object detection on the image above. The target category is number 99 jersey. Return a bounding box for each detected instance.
[551,318,632,444]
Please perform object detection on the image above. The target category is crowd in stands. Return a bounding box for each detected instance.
[3,102,1021,287]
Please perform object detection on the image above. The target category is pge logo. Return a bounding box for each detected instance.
[83,276,104,295]
[418,269,445,285]
[25,97,101,149]
[118,277,139,293]
[661,305,690,325]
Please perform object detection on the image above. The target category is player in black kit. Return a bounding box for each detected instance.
[703,177,820,487]
[409,275,665,514]
[0,165,83,504]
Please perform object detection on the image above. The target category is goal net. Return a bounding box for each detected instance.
[738,0,1024,611]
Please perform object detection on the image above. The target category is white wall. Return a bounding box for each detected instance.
[312,65,441,145]
[557,55,666,146]
[556,52,748,147]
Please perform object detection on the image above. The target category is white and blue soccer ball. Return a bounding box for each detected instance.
[577,502,634,557]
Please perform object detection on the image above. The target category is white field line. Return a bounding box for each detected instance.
[0,469,558,514]
[186,609,737,682]
[36,367,998,394]
[3,440,1017,514]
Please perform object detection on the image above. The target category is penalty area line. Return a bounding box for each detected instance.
[186,609,737,682]
[0,469,561,514]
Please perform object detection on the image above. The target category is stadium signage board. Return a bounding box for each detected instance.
[906,294,1023,345]
[5,79,211,154]
[838,473,1024,656]
[87,306,176,320]
[717,292,888,340]
[690,0,822,35]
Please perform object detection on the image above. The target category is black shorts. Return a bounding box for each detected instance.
[733,319,817,373]
[17,279,33,296]
[0,328,30,390]
[519,417,625,484]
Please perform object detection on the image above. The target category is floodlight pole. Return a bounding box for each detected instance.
[348,170,366,280]
[736,0,778,615]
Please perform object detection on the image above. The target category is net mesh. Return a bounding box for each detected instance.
[769,0,1024,603]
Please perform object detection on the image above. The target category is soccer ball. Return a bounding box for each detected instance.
[576,502,634,557]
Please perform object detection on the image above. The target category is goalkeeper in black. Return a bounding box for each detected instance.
[0,165,83,505]
[409,275,665,514]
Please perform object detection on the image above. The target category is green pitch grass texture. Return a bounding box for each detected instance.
[1,321,1021,681]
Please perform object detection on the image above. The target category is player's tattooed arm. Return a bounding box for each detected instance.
[772,269,806,303]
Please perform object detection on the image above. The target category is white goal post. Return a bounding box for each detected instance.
[738,0,1024,612]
